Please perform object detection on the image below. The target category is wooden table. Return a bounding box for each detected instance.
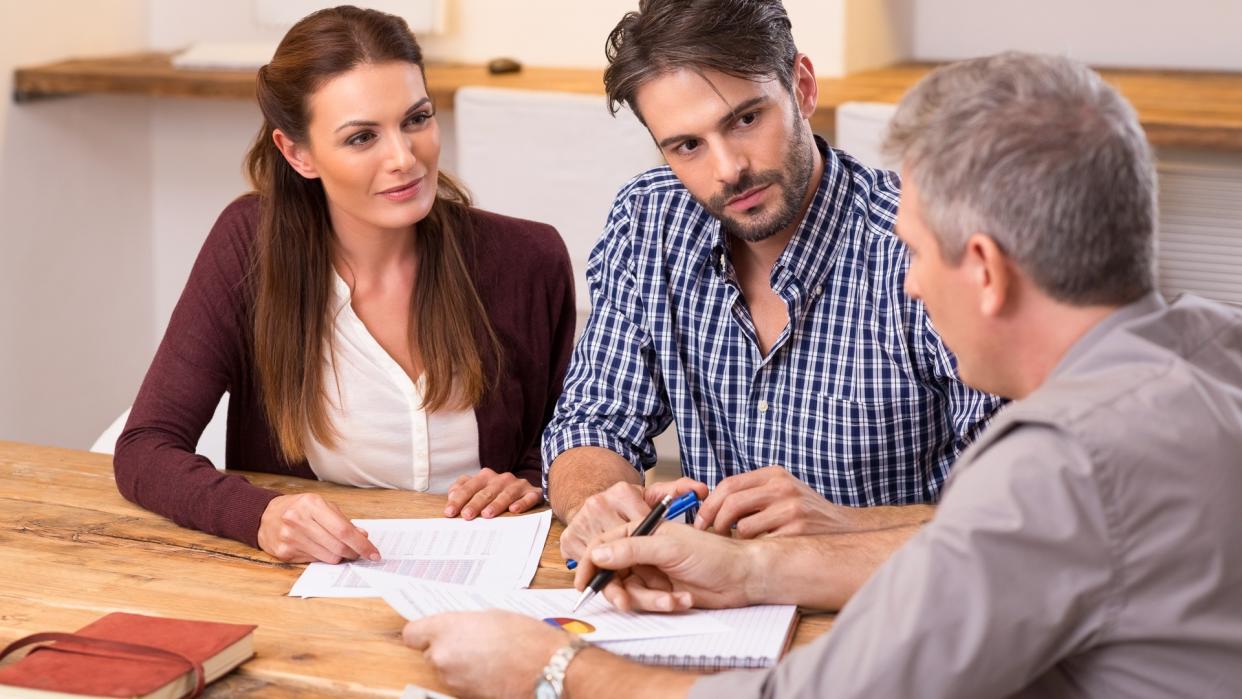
[14,54,1242,150]
[0,441,833,697]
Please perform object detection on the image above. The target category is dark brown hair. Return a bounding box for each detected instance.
[244,5,501,461]
[603,0,798,121]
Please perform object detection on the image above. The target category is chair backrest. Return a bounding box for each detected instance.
[453,86,679,461]
[832,101,1242,307]
[90,394,230,470]
[453,86,663,318]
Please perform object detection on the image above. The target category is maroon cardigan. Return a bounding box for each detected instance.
[114,195,576,548]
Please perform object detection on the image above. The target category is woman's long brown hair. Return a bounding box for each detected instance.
[244,5,502,462]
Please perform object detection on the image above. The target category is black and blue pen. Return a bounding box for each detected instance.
[565,491,699,571]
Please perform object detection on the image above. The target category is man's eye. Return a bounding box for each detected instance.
[678,139,700,154]
[738,112,758,127]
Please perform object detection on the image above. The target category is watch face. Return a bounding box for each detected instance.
[535,679,559,699]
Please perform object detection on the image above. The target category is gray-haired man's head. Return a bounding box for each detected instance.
[884,52,1157,306]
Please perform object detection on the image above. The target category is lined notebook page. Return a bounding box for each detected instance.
[597,604,798,671]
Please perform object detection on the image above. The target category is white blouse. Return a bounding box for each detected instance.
[303,272,480,492]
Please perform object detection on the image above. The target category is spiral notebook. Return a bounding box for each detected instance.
[596,604,799,671]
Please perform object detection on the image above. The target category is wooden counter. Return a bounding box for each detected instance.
[0,441,832,697]
[14,53,1242,150]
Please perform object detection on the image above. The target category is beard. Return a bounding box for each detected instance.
[702,124,816,243]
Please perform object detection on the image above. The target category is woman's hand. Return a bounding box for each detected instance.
[444,467,543,519]
[257,493,381,563]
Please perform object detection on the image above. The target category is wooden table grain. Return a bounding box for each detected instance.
[0,440,832,697]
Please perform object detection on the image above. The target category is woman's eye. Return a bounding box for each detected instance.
[346,132,375,146]
[405,112,433,127]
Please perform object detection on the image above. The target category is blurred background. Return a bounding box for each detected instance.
[1,0,1240,457]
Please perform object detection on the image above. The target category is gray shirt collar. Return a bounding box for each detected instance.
[1049,292,1168,380]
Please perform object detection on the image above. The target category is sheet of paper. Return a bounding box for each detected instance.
[357,568,731,643]
[289,510,552,598]
[401,684,455,699]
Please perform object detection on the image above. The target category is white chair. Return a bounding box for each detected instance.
[453,87,686,464]
[453,86,663,319]
[91,394,230,469]
[833,101,899,171]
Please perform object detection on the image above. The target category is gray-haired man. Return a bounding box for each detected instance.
[404,52,1242,699]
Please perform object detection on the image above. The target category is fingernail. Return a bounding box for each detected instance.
[369,553,381,561]
[592,547,613,564]
[462,508,473,519]
[678,592,692,607]
[693,515,704,527]
[482,508,493,518]
[659,596,673,612]
[444,507,455,517]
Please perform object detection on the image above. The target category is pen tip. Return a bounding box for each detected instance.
[572,587,592,613]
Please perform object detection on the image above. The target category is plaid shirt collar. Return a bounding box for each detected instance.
[712,136,851,310]
[710,135,854,325]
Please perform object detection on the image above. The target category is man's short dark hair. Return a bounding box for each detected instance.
[603,0,798,122]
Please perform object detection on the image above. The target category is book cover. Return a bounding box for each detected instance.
[0,612,256,699]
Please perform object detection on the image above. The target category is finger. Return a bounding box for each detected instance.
[603,483,654,521]
[735,499,802,539]
[320,501,381,560]
[588,525,692,571]
[601,577,633,612]
[402,618,437,651]
[573,520,638,589]
[444,469,493,517]
[694,468,779,529]
[709,484,782,534]
[462,473,512,520]
[283,520,348,564]
[442,474,474,516]
[643,477,709,506]
[633,563,674,593]
[480,480,529,518]
[620,575,687,613]
[562,490,642,559]
[274,499,344,563]
[299,501,369,562]
[508,489,543,513]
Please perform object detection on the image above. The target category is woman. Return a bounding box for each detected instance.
[114,6,575,564]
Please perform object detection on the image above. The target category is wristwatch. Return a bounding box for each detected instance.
[534,636,589,699]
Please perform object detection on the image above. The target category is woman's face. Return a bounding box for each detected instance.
[285,60,440,236]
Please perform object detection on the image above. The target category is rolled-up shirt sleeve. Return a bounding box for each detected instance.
[540,192,673,492]
[689,424,1117,698]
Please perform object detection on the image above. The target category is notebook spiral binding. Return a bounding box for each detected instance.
[622,653,773,671]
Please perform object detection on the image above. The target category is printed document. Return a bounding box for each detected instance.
[289,510,551,598]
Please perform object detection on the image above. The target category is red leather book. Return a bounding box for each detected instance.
[0,612,256,699]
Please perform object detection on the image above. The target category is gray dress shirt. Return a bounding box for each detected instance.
[689,293,1242,698]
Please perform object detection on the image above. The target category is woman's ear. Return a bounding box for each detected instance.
[272,129,319,180]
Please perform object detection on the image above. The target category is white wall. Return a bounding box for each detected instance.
[7,0,1241,450]
[910,0,1242,71]
[0,1,151,449]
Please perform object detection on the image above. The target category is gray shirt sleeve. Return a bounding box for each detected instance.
[688,425,1119,699]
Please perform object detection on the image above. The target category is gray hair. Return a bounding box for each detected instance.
[883,52,1157,306]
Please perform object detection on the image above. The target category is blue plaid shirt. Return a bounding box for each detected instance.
[542,137,1002,505]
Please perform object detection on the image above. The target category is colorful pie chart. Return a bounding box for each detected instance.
[543,617,596,635]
